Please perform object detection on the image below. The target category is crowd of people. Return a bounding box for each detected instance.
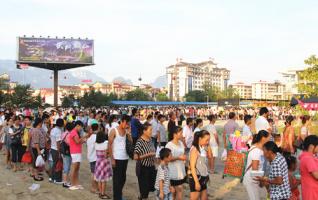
[0,106,317,200]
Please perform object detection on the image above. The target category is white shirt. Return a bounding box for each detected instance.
[151,119,159,138]
[242,124,253,146]
[0,115,4,126]
[157,123,167,143]
[112,128,129,160]
[87,118,94,127]
[95,141,108,151]
[243,146,265,180]
[166,141,186,180]
[300,126,309,136]
[87,134,97,162]
[183,126,193,149]
[50,127,62,151]
[255,116,270,133]
[204,124,218,147]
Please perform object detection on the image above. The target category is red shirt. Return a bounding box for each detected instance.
[69,129,82,154]
[299,152,318,200]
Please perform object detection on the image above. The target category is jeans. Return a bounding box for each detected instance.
[11,143,23,163]
[50,149,62,182]
[151,137,158,149]
[137,165,156,198]
[113,159,128,200]
[62,154,71,174]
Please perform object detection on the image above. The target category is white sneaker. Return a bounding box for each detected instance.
[77,185,84,190]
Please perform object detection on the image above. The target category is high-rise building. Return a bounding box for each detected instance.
[166,59,230,101]
[252,80,286,100]
[229,82,252,99]
[280,68,305,98]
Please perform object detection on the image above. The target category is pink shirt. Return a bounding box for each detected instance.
[299,152,318,200]
[69,129,82,154]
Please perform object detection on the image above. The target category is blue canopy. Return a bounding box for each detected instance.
[111,100,217,106]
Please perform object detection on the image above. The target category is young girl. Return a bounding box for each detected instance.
[94,131,112,199]
[285,156,300,200]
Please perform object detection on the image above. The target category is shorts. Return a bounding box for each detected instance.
[155,190,172,200]
[71,153,82,163]
[211,146,219,158]
[189,175,209,192]
[170,177,187,186]
[90,161,96,173]
[62,155,71,174]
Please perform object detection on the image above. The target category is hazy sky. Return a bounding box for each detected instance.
[1,0,318,84]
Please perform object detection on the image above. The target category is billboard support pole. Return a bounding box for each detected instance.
[53,68,58,107]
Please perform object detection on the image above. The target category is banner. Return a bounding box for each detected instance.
[18,37,94,64]
[223,150,247,179]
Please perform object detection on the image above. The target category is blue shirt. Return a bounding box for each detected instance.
[131,117,142,138]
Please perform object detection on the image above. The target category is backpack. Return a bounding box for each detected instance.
[60,132,70,156]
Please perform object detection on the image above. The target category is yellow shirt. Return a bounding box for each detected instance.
[22,126,32,147]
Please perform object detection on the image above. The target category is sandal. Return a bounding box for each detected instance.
[33,176,44,181]
[99,194,111,199]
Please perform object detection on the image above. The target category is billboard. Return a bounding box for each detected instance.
[17,37,94,64]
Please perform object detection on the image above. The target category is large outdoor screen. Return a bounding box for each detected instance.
[17,37,94,64]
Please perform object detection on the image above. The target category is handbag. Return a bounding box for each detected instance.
[60,133,70,155]
[125,135,134,159]
[55,158,63,172]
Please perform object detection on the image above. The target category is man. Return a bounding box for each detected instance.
[167,111,177,136]
[255,107,272,134]
[108,115,132,200]
[183,118,194,152]
[151,111,160,149]
[50,118,64,184]
[157,114,167,147]
[223,112,239,149]
[86,123,98,193]
[131,108,142,145]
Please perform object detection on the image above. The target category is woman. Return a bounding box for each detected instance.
[281,116,295,154]
[10,116,23,172]
[134,122,156,200]
[204,115,219,174]
[105,115,119,135]
[61,122,73,188]
[94,131,112,199]
[299,135,318,200]
[256,141,291,200]
[193,118,203,134]
[189,130,210,200]
[299,115,310,142]
[166,126,187,200]
[30,118,46,181]
[243,130,270,200]
[3,117,13,169]
[50,118,64,183]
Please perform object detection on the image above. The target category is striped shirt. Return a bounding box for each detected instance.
[134,137,155,167]
[155,164,170,195]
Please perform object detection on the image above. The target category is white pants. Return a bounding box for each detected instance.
[243,176,263,200]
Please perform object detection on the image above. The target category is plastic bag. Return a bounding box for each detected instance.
[221,149,227,161]
[22,151,32,164]
[35,155,45,167]
[156,146,163,158]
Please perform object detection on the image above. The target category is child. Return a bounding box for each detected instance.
[285,155,300,200]
[242,115,253,148]
[94,131,112,199]
[155,148,174,200]
[87,123,98,193]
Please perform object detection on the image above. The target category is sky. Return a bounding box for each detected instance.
[1,0,318,85]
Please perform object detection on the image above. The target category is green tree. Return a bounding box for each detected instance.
[124,89,151,101]
[79,90,113,107]
[155,92,169,101]
[61,94,76,108]
[10,84,35,107]
[30,93,43,108]
[297,55,318,96]
[184,90,208,102]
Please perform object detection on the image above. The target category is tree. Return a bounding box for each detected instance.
[61,94,76,108]
[297,55,318,96]
[155,92,169,101]
[10,84,35,107]
[184,90,208,102]
[124,89,151,101]
[30,93,43,108]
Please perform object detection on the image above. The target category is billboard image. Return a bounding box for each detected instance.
[18,37,94,64]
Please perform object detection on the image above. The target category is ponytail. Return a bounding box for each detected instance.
[168,126,183,141]
[193,118,203,130]
[252,130,269,144]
